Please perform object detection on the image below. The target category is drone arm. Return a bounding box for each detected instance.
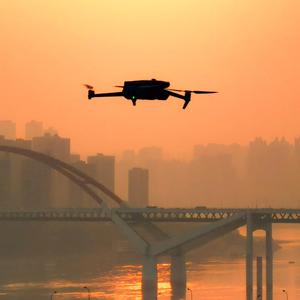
[167,90,191,109]
[166,90,185,100]
[88,91,123,100]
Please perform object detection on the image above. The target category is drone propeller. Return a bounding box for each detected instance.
[114,85,124,88]
[83,84,94,90]
[192,90,217,94]
[167,88,217,94]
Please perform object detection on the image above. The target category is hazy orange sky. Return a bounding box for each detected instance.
[1,0,300,157]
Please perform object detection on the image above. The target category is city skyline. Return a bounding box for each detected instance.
[2,119,300,159]
[2,124,300,210]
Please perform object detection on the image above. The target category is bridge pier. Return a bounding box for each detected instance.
[265,222,273,300]
[257,256,263,300]
[170,251,186,300]
[246,213,254,300]
[246,214,273,300]
[142,255,157,300]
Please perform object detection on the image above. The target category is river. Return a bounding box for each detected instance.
[0,224,299,300]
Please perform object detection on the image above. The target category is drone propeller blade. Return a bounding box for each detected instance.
[192,90,217,94]
[83,84,94,90]
[114,85,124,88]
[167,88,185,92]
[167,88,217,94]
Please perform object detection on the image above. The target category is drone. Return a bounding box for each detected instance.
[84,79,217,109]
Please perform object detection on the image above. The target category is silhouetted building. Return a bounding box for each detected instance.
[189,152,238,207]
[44,127,58,135]
[0,136,31,149]
[194,143,229,158]
[70,153,81,163]
[122,150,136,163]
[115,150,136,201]
[68,160,96,207]
[128,167,149,207]
[0,136,51,209]
[0,152,11,208]
[19,158,52,209]
[0,137,32,208]
[87,154,115,192]
[25,120,43,140]
[0,120,16,140]
[32,134,70,161]
[31,134,71,207]
[138,147,162,162]
[295,137,300,158]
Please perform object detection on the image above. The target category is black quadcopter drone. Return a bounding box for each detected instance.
[84,79,217,109]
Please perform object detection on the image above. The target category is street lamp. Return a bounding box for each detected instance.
[83,286,91,300]
[50,291,57,300]
[282,289,288,300]
[187,287,193,300]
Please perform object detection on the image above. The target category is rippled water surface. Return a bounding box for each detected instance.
[1,225,300,300]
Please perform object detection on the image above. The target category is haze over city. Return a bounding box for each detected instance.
[2,120,300,209]
[1,1,300,300]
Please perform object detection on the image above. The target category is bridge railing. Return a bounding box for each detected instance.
[0,208,300,223]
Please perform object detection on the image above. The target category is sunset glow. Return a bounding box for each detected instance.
[1,1,300,156]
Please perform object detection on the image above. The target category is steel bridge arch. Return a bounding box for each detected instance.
[0,145,127,209]
[0,145,153,254]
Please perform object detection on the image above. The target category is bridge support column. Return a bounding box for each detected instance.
[257,256,263,300]
[170,251,186,300]
[142,255,157,300]
[265,222,273,300]
[246,213,254,300]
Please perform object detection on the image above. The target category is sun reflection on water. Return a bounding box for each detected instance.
[2,230,300,300]
[2,258,300,299]
[2,263,172,299]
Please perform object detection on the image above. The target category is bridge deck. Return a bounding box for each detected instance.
[0,208,299,223]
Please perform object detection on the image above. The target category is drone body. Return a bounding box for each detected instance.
[85,79,216,109]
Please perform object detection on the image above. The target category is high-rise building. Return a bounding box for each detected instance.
[19,158,52,209]
[68,160,98,208]
[87,154,115,192]
[0,136,31,149]
[0,120,16,140]
[0,136,32,208]
[138,147,162,162]
[0,136,50,209]
[0,152,11,208]
[31,134,71,207]
[122,150,135,162]
[128,167,149,207]
[25,120,43,140]
[44,127,58,136]
[69,153,81,163]
[32,134,70,161]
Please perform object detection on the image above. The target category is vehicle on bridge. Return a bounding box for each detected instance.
[84,79,217,109]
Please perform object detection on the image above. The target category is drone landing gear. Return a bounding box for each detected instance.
[182,91,191,109]
[132,99,137,106]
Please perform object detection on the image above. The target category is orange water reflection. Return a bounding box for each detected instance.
[2,227,300,299]
[4,257,300,299]
[3,263,171,299]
